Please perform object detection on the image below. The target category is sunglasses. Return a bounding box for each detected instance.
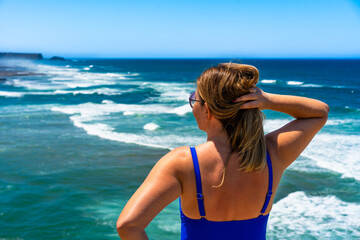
[189,91,203,108]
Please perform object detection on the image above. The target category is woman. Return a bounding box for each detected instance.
[116,63,329,239]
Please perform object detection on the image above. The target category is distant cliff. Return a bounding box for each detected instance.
[0,52,43,60]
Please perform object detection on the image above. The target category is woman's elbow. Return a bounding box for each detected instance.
[324,103,330,115]
[116,216,144,238]
[318,103,329,126]
[323,103,330,120]
[116,218,126,235]
[116,217,133,236]
[319,102,329,119]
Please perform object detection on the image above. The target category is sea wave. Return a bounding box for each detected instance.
[268,191,360,239]
[68,115,202,150]
[51,102,191,118]
[264,118,360,132]
[287,81,304,86]
[0,90,24,97]
[301,83,324,88]
[143,123,160,131]
[54,88,123,96]
[6,63,139,90]
[326,118,360,125]
[0,88,125,97]
[301,133,360,180]
[51,102,195,149]
[264,118,360,180]
[139,81,195,103]
[260,79,277,84]
[263,119,292,133]
[259,78,349,89]
[52,102,360,179]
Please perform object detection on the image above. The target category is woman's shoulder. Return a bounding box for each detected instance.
[167,144,207,161]
[159,146,198,185]
[167,146,191,160]
[165,143,216,178]
[160,146,193,171]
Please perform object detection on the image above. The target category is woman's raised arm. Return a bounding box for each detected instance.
[235,87,329,170]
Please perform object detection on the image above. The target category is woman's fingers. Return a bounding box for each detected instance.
[240,100,258,109]
[233,93,257,102]
[232,86,266,110]
[233,86,263,101]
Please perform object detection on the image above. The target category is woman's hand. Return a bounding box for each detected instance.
[233,86,269,110]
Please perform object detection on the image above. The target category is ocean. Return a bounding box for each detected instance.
[0,58,359,239]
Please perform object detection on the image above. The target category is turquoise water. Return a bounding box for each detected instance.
[0,59,360,239]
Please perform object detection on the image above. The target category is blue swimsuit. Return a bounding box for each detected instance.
[180,147,273,240]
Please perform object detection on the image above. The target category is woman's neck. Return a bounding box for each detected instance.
[206,129,231,152]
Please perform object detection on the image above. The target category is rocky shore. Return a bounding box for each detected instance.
[0,52,64,82]
[0,62,44,82]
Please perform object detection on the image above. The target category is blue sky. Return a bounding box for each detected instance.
[0,0,359,58]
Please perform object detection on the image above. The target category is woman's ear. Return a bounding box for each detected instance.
[204,102,212,120]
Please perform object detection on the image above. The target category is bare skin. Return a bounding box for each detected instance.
[116,87,329,239]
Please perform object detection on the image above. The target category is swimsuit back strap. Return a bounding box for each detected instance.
[190,147,206,218]
[260,150,273,214]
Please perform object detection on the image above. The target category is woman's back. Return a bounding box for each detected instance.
[180,141,279,221]
[179,143,275,239]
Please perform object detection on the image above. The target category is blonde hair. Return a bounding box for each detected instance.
[197,63,266,174]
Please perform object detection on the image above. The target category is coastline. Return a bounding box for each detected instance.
[0,63,44,82]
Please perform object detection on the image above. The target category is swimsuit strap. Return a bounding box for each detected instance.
[190,147,206,218]
[260,150,273,215]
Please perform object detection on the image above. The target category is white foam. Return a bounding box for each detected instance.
[101,100,114,104]
[143,123,160,131]
[160,89,190,102]
[265,118,359,129]
[139,81,195,103]
[301,133,360,180]
[0,91,24,97]
[301,84,324,88]
[54,88,123,96]
[69,115,203,149]
[8,62,193,103]
[287,81,304,86]
[89,65,93,68]
[6,63,136,90]
[52,102,190,118]
[260,79,277,84]
[332,85,346,89]
[264,118,360,180]
[123,111,135,115]
[268,191,360,239]
[9,79,58,90]
[169,104,192,116]
[51,101,203,149]
[326,119,359,126]
[264,116,360,180]
[0,88,124,97]
[263,118,292,133]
